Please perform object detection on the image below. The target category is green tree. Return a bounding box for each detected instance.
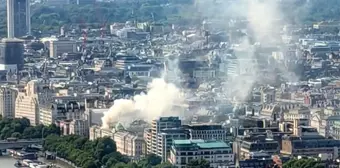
[11,132,22,138]
[153,162,175,168]
[283,158,325,168]
[187,159,210,168]
[138,154,162,167]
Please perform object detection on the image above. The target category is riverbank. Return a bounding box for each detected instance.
[38,157,74,168]
[0,154,75,168]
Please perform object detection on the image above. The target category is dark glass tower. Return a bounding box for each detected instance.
[0,39,24,71]
[7,0,31,38]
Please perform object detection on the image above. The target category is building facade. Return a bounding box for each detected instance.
[0,86,17,118]
[114,131,145,160]
[49,40,77,58]
[157,128,189,162]
[184,124,227,141]
[169,139,234,168]
[0,39,24,72]
[144,117,182,156]
[69,119,89,137]
[7,0,31,38]
[15,80,40,126]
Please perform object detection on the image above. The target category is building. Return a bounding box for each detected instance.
[114,130,145,160]
[39,101,86,125]
[58,119,72,135]
[144,117,182,156]
[283,106,311,122]
[193,68,216,80]
[330,120,340,140]
[69,119,89,137]
[125,64,159,78]
[157,128,189,162]
[183,124,227,141]
[0,86,17,118]
[89,125,114,140]
[169,139,234,168]
[311,111,340,138]
[7,0,31,38]
[115,52,142,70]
[233,135,280,160]
[281,119,340,157]
[49,40,77,58]
[261,87,276,104]
[281,135,340,157]
[15,80,41,126]
[0,39,24,72]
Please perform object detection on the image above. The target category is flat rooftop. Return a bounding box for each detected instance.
[173,139,230,149]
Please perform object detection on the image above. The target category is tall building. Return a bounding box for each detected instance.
[15,80,40,126]
[7,0,31,38]
[0,39,24,72]
[144,117,182,156]
[0,86,17,118]
[157,128,189,162]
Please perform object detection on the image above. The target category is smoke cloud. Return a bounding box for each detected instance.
[196,0,300,101]
[101,78,184,129]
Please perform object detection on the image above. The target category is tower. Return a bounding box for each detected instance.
[0,39,24,72]
[7,0,31,38]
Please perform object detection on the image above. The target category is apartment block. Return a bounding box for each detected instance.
[144,117,182,156]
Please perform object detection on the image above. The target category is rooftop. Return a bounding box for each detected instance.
[173,139,230,149]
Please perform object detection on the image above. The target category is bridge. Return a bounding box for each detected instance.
[0,139,43,150]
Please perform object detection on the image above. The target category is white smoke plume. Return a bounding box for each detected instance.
[196,0,300,101]
[101,78,185,129]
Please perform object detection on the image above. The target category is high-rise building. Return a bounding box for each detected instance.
[0,86,17,118]
[7,0,31,38]
[144,117,182,156]
[0,39,24,72]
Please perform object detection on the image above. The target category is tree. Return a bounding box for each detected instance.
[138,154,162,167]
[187,159,210,168]
[154,162,175,168]
[283,158,326,168]
[11,132,22,138]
